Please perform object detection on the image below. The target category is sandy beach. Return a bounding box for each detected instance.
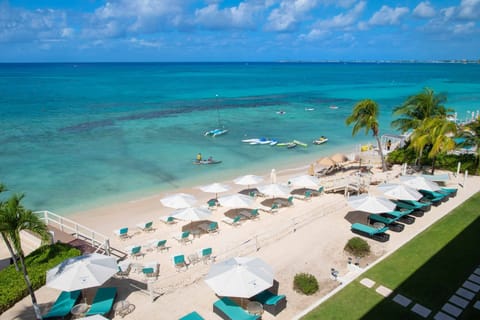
[1,156,479,320]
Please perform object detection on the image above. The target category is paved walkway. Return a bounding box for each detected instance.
[360,264,480,319]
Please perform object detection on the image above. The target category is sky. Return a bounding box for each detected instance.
[0,0,479,62]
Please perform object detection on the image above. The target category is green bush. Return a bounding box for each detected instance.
[344,237,371,258]
[0,243,81,314]
[293,273,319,295]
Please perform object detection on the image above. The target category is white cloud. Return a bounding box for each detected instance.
[457,0,480,19]
[0,4,68,43]
[413,1,436,18]
[369,5,409,25]
[195,2,265,30]
[452,21,476,34]
[83,0,188,38]
[301,28,330,40]
[266,0,319,32]
[129,37,162,48]
[314,1,366,29]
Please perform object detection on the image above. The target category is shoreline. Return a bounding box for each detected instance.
[57,141,368,216]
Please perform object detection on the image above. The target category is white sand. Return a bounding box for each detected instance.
[1,162,479,320]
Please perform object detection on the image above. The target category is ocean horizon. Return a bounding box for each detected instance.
[1,62,479,215]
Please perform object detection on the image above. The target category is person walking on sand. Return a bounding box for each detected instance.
[387,139,392,151]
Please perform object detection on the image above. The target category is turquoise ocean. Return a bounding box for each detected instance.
[1,63,479,214]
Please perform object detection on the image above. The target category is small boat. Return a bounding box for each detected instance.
[242,137,275,145]
[193,159,222,165]
[305,108,315,111]
[276,110,286,115]
[329,105,339,110]
[292,140,308,147]
[313,136,329,145]
[205,128,228,137]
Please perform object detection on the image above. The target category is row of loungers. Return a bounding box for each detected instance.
[351,187,457,242]
[43,287,117,319]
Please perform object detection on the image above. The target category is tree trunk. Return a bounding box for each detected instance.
[1,233,19,271]
[431,157,436,175]
[375,135,387,172]
[18,254,42,319]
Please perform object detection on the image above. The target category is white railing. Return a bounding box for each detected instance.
[34,210,111,255]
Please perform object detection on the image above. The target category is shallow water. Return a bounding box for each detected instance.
[1,62,479,214]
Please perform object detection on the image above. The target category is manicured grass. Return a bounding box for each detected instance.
[303,192,480,320]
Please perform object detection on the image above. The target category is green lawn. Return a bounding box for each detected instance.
[303,192,480,320]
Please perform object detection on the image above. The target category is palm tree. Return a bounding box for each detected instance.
[346,99,387,172]
[0,193,49,320]
[409,117,457,174]
[392,87,453,133]
[459,119,480,173]
[0,183,20,272]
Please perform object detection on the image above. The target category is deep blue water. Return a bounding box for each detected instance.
[1,62,479,214]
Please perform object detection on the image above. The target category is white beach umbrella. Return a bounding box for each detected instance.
[217,194,255,208]
[199,182,230,199]
[46,253,118,292]
[400,175,441,192]
[160,193,197,209]
[257,183,291,198]
[347,194,396,214]
[288,174,321,189]
[233,175,264,188]
[205,257,274,298]
[377,183,423,201]
[170,206,212,221]
[270,169,277,184]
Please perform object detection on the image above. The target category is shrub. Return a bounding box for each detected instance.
[0,243,81,314]
[293,273,319,295]
[344,237,370,258]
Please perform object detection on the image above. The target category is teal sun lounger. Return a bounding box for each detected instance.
[419,189,447,205]
[213,297,260,320]
[393,200,429,216]
[368,214,404,232]
[351,223,390,242]
[85,287,117,316]
[179,311,205,320]
[42,290,81,319]
[253,290,287,316]
[382,210,415,225]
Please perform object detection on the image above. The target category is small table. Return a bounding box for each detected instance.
[71,303,89,318]
[246,301,263,315]
[113,300,135,318]
[373,222,386,229]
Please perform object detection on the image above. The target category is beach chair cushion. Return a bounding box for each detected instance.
[179,311,205,320]
[42,290,81,319]
[213,297,260,320]
[85,287,117,316]
[351,223,390,242]
[253,290,287,316]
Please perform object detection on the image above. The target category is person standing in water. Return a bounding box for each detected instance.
[196,152,202,162]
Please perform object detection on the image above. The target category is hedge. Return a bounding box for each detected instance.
[0,243,81,314]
